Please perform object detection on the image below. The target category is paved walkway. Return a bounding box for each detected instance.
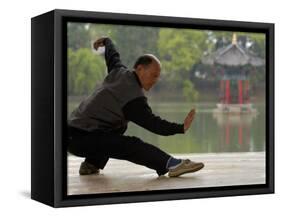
[67,152,265,195]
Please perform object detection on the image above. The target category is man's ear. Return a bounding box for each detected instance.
[137,64,146,72]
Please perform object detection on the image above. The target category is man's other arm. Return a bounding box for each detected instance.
[122,97,185,136]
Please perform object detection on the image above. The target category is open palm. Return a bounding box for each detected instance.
[184,108,196,132]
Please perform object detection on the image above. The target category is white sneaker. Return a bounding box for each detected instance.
[168,159,204,177]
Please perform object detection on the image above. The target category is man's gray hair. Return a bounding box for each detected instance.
[133,54,155,69]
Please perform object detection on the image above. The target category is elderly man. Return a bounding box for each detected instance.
[68,37,204,177]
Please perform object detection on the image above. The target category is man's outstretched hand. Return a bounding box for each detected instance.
[93,37,108,50]
[184,108,196,133]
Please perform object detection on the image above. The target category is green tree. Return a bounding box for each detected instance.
[111,25,159,68]
[67,22,92,50]
[157,28,209,97]
[68,48,106,96]
[158,29,208,76]
[247,33,265,58]
[183,80,199,102]
[89,24,116,42]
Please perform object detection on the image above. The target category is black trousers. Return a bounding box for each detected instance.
[67,126,171,176]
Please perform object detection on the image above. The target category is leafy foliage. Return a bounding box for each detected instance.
[68,48,106,95]
[67,23,265,101]
[183,80,199,102]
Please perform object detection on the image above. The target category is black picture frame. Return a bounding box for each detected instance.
[31,9,274,208]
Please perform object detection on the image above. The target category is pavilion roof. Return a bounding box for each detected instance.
[202,34,264,67]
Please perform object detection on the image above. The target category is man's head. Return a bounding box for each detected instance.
[133,54,161,91]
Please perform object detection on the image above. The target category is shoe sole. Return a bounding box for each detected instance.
[168,163,204,177]
[79,170,100,175]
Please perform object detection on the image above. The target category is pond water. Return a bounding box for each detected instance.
[68,101,266,154]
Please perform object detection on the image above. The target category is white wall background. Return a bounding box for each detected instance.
[0,0,279,215]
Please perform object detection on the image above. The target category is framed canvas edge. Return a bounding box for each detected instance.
[51,9,274,208]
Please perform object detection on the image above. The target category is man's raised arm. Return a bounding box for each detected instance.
[93,37,126,73]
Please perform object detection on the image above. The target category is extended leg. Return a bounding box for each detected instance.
[69,130,171,176]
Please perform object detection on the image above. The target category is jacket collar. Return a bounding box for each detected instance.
[132,70,142,88]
